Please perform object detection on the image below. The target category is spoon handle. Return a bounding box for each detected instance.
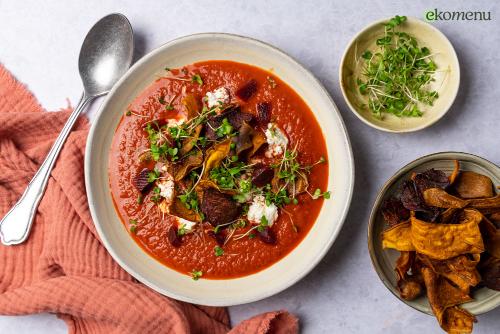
[0,93,93,245]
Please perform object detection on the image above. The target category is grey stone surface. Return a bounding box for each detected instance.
[0,0,499,333]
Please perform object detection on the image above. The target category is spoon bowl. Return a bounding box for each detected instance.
[79,13,134,97]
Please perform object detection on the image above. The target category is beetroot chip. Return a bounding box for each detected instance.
[133,168,152,194]
[256,102,272,124]
[236,79,258,101]
[168,225,182,247]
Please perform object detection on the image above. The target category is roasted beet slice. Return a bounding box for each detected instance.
[381,197,410,227]
[414,169,450,193]
[256,102,271,125]
[258,227,276,245]
[236,79,258,101]
[201,188,241,226]
[208,230,226,246]
[400,180,426,211]
[252,165,275,188]
[168,225,182,247]
[133,168,152,194]
[205,106,254,140]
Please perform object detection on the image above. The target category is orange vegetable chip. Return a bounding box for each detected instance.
[382,222,415,251]
[410,212,484,260]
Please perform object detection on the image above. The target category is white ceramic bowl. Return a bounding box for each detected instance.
[368,152,500,315]
[340,17,460,133]
[85,33,354,306]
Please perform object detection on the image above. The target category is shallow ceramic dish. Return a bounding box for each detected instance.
[85,33,354,306]
[340,17,460,133]
[368,152,500,315]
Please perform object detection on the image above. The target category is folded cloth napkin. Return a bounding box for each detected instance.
[0,64,299,334]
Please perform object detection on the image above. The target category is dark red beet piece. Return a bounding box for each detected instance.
[205,106,253,140]
[252,165,275,188]
[201,188,241,226]
[133,168,152,194]
[381,197,410,227]
[256,102,271,124]
[236,79,258,101]
[414,169,450,193]
[400,180,426,212]
[258,227,276,245]
[208,230,226,246]
[168,225,182,247]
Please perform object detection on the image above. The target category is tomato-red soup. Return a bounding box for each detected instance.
[109,60,328,279]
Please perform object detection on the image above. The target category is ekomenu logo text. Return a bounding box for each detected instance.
[425,8,492,21]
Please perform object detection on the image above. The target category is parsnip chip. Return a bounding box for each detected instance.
[423,188,469,208]
[454,171,494,199]
[410,213,484,260]
[469,194,500,209]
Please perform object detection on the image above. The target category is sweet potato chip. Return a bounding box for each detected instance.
[395,251,423,300]
[382,221,415,251]
[410,213,484,260]
[422,267,475,333]
[203,139,231,177]
[174,149,203,181]
[418,253,480,293]
[441,306,476,334]
[449,160,460,185]
[454,171,494,199]
[423,188,469,208]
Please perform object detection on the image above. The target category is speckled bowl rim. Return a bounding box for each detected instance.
[85,32,355,306]
[339,16,460,133]
[367,151,500,315]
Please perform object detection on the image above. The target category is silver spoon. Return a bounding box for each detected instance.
[0,13,134,245]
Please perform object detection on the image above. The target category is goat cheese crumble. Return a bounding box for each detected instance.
[166,117,185,128]
[265,123,288,157]
[206,87,230,109]
[247,195,279,226]
[158,176,175,202]
[177,218,197,232]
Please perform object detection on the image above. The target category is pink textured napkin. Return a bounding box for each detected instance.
[0,64,299,334]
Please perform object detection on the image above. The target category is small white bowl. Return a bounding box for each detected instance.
[85,33,355,306]
[340,17,460,133]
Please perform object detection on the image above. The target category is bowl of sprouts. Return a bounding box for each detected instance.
[339,15,460,133]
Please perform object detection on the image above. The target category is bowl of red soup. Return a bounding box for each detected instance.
[85,33,354,305]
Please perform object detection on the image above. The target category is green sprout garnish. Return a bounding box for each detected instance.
[190,269,203,281]
[191,74,203,86]
[214,246,224,257]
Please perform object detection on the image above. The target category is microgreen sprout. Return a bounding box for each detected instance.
[191,74,203,86]
[190,269,203,280]
[214,246,224,257]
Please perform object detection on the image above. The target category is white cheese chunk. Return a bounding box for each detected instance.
[166,117,185,128]
[265,123,288,158]
[247,195,279,226]
[206,87,230,109]
[158,178,175,202]
[177,218,197,233]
